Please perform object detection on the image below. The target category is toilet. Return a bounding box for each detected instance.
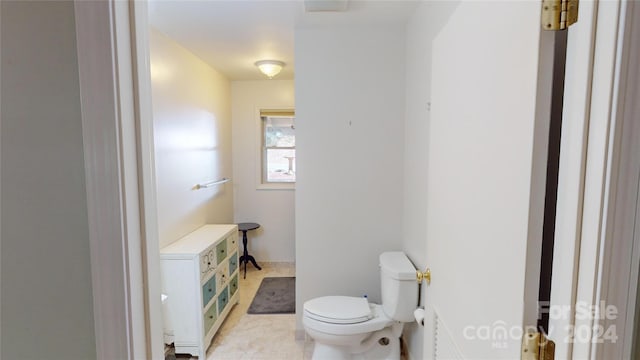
[303,252,418,360]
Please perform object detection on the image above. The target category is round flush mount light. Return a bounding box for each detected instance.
[255,60,285,79]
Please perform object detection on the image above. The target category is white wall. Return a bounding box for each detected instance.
[295,25,406,331]
[231,80,295,262]
[150,28,234,248]
[402,2,458,358]
[1,1,97,358]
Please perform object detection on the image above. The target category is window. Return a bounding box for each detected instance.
[261,110,295,184]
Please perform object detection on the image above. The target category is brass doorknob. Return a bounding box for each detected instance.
[416,268,431,285]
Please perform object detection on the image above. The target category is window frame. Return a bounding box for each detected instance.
[255,108,296,190]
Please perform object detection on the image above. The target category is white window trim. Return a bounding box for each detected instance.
[255,106,296,190]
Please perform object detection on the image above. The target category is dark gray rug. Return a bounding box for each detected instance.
[247,277,295,314]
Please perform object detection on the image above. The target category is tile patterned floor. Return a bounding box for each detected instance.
[175,262,313,360]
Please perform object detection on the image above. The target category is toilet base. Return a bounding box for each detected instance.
[312,343,354,360]
[311,328,400,360]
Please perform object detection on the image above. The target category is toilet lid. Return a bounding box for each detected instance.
[304,296,372,324]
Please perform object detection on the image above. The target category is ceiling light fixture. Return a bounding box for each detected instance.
[255,60,285,79]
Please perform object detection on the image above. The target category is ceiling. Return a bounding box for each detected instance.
[148,0,420,81]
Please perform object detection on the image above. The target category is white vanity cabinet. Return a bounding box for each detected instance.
[160,224,240,358]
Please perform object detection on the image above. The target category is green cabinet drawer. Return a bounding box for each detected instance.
[229,252,238,275]
[203,302,217,335]
[229,273,238,297]
[202,275,216,307]
[216,240,227,264]
[217,287,229,314]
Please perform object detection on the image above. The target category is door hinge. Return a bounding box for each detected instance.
[522,331,556,360]
[541,0,579,30]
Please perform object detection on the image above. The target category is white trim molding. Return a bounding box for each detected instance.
[130,1,165,358]
[75,1,154,358]
[549,0,639,358]
[572,1,623,359]
[594,1,640,358]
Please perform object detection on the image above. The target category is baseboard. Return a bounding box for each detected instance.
[260,261,295,269]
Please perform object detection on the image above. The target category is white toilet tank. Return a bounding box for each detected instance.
[379,252,418,322]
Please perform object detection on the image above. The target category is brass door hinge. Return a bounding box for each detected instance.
[542,0,579,30]
[522,331,555,360]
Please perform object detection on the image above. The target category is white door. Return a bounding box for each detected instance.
[424,1,554,358]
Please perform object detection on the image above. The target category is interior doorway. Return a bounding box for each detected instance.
[142,2,298,358]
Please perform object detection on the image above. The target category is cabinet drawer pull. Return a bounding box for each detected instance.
[209,315,214,319]
[208,288,212,292]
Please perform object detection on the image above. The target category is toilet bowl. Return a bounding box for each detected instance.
[303,252,418,360]
[303,296,403,359]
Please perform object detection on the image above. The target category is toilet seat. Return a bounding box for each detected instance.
[304,296,372,324]
[303,299,392,336]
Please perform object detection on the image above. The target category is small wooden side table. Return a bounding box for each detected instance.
[238,222,261,279]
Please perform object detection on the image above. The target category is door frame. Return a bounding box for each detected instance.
[592,1,640,358]
[130,1,165,357]
[549,0,640,358]
[74,1,163,359]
